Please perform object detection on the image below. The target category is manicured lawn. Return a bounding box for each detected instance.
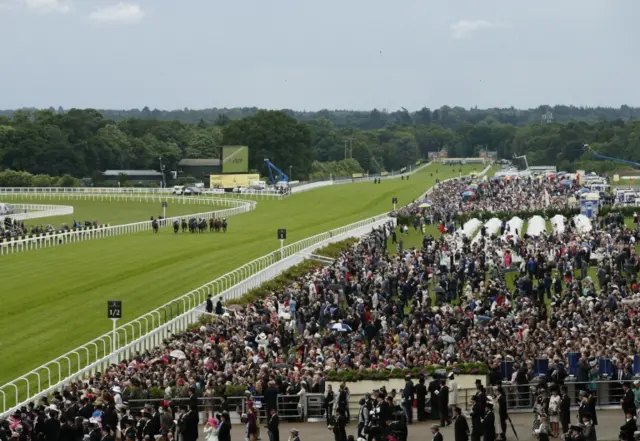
[0,196,225,227]
[0,164,483,390]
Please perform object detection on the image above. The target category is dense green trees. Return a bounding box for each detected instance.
[0,106,639,186]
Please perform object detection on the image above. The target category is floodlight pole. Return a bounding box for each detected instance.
[159,156,166,188]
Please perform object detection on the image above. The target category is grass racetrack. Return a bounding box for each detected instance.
[1,198,225,226]
[0,164,481,386]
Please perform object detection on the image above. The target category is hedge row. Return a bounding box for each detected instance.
[397,205,636,226]
[225,238,359,306]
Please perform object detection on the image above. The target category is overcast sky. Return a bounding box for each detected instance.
[1,0,638,111]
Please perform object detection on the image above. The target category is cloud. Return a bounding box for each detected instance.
[24,0,69,13]
[450,20,496,39]
[88,2,144,24]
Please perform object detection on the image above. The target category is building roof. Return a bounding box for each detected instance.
[179,158,220,167]
[103,170,163,177]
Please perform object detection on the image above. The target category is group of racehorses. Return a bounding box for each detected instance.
[151,216,227,234]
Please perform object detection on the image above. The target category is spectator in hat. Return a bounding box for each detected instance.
[206,295,214,314]
[402,376,414,425]
[580,414,596,441]
[431,425,443,441]
[622,382,636,416]
[453,407,469,441]
[217,413,231,441]
[267,407,279,441]
[482,398,496,441]
[439,378,450,427]
[288,429,300,441]
[619,410,637,441]
[568,425,584,441]
[416,377,427,422]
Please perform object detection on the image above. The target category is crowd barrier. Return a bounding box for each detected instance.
[118,378,635,426]
[0,203,74,222]
[0,213,392,416]
[0,187,284,200]
[0,195,255,256]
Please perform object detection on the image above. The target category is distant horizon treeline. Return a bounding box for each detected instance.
[1,106,640,183]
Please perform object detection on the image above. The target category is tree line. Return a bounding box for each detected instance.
[0,107,639,188]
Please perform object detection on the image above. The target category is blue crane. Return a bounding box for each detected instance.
[264,158,290,185]
[584,144,640,168]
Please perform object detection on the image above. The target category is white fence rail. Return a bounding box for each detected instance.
[0,203,74,222]
[0,213,392,416]
[0,187,283,199]
[0,194,255,256]
[291,162,433,194]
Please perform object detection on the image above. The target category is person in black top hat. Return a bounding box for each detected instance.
[453,407,469,441]
[416,377,427,422]
[402,375,414,425]
[431,425,443,441]
[619,410,637,441]
[568,425,585,441]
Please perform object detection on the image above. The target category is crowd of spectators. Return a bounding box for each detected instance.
[4,173,640,441]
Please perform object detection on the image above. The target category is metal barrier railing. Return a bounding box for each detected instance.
[118,378,636,425]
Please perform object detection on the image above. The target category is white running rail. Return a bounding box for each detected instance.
[0,203,74,222]
[0,187,283,199]
[291,162,434,194]
[0,213,392,416]
[0,194,255,256]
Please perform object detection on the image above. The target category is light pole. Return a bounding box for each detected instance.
[289,165,292,180]
[158,156,166,188]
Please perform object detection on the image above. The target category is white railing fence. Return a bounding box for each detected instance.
[0,204,74,222]
[0,196,256,256]
[291,162,433,194]
[0,187,284,200]
[0,213,392,417]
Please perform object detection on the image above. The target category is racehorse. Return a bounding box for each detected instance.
[198,219,207,233]
[188,218,197,233]
[152,219,159,233]
[181,218,187,233]
[209,218,215,232]
[222,218,227,233]
[173,220,179,234]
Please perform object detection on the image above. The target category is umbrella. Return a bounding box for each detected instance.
[440,335,456,344]
[462,191,475,197]
[226,304,244,311]
[418,201,433,208]
[331,323,352,332]
[468,183,479,189]
[169,349,186,360]
[560,179,573,186]
[433,286,445,294]
[507,415,519,440]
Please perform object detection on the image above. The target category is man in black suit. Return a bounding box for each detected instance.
[559,386,571,436]
[619,411,637,441]
[267,408,279,441]
[453,407,469,441]
[431,425,444,441]
[621,383,636,416]
[206,295,213,314]
[403,376,414,425]
[416,377,428,422]
[439,380,451,427]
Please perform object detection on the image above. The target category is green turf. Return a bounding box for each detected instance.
[0,164,484,407]
[0,197,225,227]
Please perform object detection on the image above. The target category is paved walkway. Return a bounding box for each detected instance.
[198,410,625,441]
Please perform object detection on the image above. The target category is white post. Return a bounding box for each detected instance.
[110,318,119,364]
[163,206,166,221]
[280,239,284,259]
[393,202,397,211]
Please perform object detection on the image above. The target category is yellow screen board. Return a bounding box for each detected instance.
[210,174,260,189]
